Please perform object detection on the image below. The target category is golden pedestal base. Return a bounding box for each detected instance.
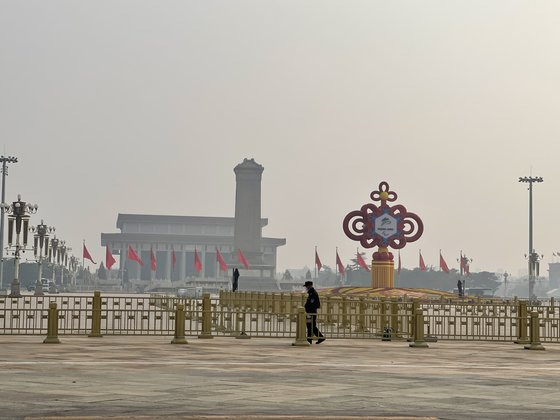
[371,260,394,288]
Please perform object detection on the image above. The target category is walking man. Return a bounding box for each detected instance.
[304,280,325,344]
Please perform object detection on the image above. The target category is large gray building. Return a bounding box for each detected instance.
[100,159,286,290]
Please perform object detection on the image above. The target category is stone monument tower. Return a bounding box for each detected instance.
[234,158,264,264]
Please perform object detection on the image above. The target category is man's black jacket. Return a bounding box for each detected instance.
[305,287,321,313]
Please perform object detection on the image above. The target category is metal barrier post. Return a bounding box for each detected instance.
[235,308,250,339]
[171,304,188,344]
[355,297,368,332]
[515,301,529,344]
[88,291,102,338]
[325,297,334,325]
[409,309,428,348]
[198,293,213,339]
[524,311,545,350]
[292,307,311,347]
[43,302,60,344]
[390,300,399,336]
[408,300,419,342]
[341,296,349,327]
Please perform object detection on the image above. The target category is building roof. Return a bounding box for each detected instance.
[116,214,268,229]
[101,232,286,247]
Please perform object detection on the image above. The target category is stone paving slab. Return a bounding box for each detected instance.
[0,336,559,419]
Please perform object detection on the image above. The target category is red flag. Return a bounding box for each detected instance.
[336,251,345,275]
[128,245,144,267]
[150,249,157,272]
[356,252,370,272]
[398,251,401,275]
[315,250,323,271]
[194,249,203,273]
[216,248,228,272]
[172,250,177,271]
[237,249,249,269]
[439,251,450,273]
[106,246,116,270]
[419,251,426,272]
[83,243,96,264]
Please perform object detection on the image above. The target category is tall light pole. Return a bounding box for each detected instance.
[49,236,60,293]
[30,221,55,296]
[58,242,70,291]
[0,156,18,291]
[68,255,78,287]
[519,175,543,301]
[1,194,38,297]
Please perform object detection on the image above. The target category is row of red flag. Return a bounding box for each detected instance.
[314,249,359,276]
[82,243,251,273]
[314,249,470,275]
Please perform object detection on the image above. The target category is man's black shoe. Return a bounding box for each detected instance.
[307,339,312,344]
[316,338,326,344]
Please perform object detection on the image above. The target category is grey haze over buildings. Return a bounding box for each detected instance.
[1,1,560,276]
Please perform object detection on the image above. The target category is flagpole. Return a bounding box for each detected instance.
[314,246,317,280]
[121,244,125,289]
[335,246,338,285]
[82,239,85,269]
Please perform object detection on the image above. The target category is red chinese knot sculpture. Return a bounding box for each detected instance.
[343,181,423,262]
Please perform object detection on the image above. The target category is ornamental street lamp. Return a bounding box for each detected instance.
[519,175,544,301]
[48,236,60,293]
[0,155,18,291]
[68,255,79,286]
[0,194,38,297]
[58,242,71,290]
[30,221,55,296]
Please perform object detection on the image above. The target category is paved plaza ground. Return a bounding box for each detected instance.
[0,335,559,420]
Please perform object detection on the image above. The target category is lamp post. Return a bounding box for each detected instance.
[0,155,18,291]
[68,255,78,286]
[0,194,38,297]
[58,242,70,291]
[503,271,509,297]
[30,221,55,296]
[519,175,544,301]
[49,236,60,293]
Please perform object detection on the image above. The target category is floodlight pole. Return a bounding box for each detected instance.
[519,176,543,301]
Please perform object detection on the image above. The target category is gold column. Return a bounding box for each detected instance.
[371,247,394,288]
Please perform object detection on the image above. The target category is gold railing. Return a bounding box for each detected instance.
[1,291,560,344]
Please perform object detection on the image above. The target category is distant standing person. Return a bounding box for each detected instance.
[232,268,240,292]
[304,280,325,344]
[457,279,463,298]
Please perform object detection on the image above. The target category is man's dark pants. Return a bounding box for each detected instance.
[306,314,324,343]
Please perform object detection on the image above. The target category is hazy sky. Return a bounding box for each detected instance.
[1,1,560,276]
